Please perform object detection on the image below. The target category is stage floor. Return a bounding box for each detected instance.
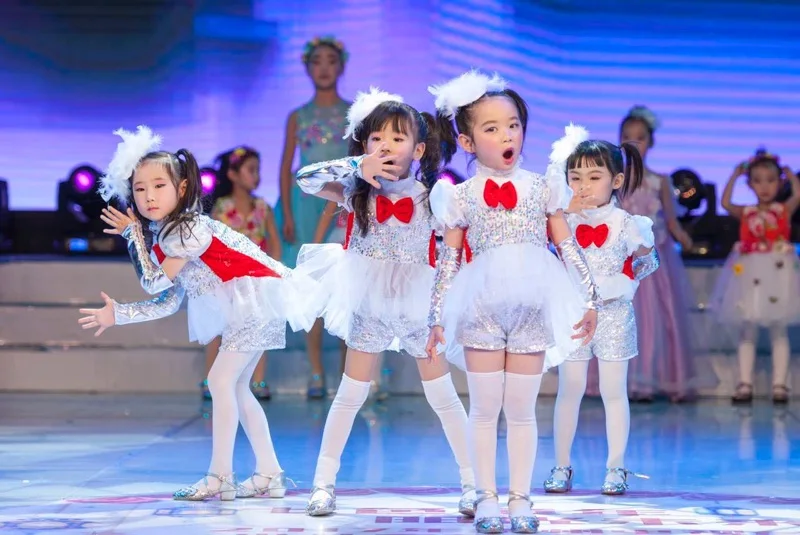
[0,394,797,534]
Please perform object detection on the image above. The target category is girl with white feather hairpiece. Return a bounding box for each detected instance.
[78,126,320,502]
[543,130,658,497]
[294,87,476,518]
[425,71,601,534]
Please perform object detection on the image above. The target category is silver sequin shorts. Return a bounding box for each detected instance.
[456,304,553,354]
[567,299,637,362]
[347,314,428,358]
[220,320,286,353]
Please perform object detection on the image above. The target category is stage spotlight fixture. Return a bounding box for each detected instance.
[671,168,705,213]
[56,164,123,255]
[670,170,738,260]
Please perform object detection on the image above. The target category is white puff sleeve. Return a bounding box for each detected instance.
[159,217,213,260]
[624,214,655,255]
[544,163,573,214]
[429,181,467,229]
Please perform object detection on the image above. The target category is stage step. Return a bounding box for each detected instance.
[1,259,797,398]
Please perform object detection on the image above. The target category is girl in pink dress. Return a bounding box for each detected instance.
[617,106,697,402]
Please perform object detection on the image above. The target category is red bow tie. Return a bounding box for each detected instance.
[575,224,609,248]
[376,195,414,224]
[484,179,517,210]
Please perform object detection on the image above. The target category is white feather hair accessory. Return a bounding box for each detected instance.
[626,105,660,131]
[343,87,404,141]
[99,125,163,203]
[428,70,507,119]
[544,123,590,183]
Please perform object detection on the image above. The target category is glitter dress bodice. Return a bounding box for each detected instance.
[152,216,291,299]
[346,178,436,265]
[566,203,633,277]
[454,165,550,258]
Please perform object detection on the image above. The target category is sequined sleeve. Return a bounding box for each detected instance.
[296,156,363,210]
[632,248,660,281]
[159,218,213,260]
[556,236,602,310]
[429,181,467,229]
[122,222,174,295]
[428,245,462,327]
[624,214,655,255]
[113,286,186,326]
[544,163,574,214]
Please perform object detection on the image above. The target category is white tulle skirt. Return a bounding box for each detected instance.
[710,245,800,326]
[443,243,586,373]
[185,270,321,346]
[295,244,435,346]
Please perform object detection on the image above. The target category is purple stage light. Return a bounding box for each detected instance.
[200,168,217,195]
[438,168,465,185]
[68,166,100,194]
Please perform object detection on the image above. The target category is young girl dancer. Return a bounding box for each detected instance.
[78,126,317,501]
[619,105,696,402]
[275,36,351,398]
[425,72,600,534]
[542,134,659,496]
[711,150,800,404]
[202,146,281,400]
[294,88,476,517]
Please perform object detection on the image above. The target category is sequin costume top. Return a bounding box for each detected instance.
[296,157,438,266]
[294,157,440,343]
[430,160,569,255]
[565,201,655,303]
[113,214,314,347]
[152,216,290,299]
[430,159,588,372]
[737,203,791,254]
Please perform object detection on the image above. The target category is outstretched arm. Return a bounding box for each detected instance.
[78,286,186,337]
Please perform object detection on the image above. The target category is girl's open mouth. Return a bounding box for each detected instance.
[502,148,514,162]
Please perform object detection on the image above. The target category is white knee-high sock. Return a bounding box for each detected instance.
[770,325,791,387]
[422,373,474,487]
[206,351,257,479]
[312,374,371,486]
[503,372,542,517]
[738,323,758,385]
[553,361,589,470]
[235,351,281,476]
[466,370,504,519]
[599,360,630,470]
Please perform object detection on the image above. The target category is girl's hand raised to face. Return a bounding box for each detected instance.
[101,206,138,235]
[359,143,403,189]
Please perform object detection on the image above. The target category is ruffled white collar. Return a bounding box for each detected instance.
[474,157,523,181]
[581,197,618,222]
[376,175,422,196]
